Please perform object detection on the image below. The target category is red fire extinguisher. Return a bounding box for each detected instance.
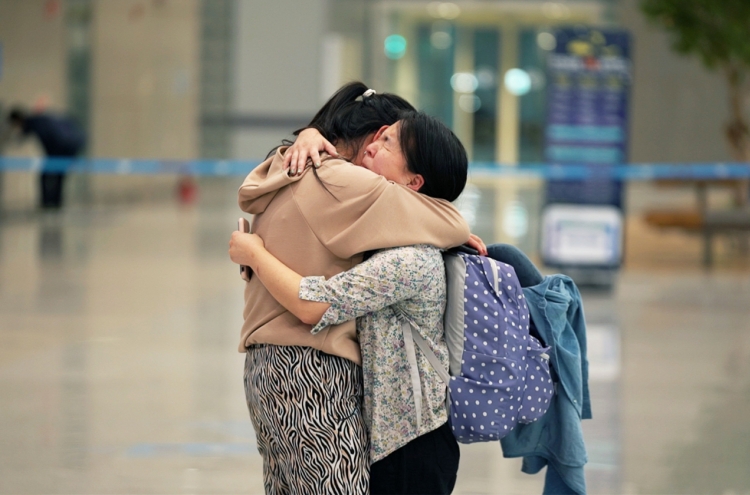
[177,176,198,205]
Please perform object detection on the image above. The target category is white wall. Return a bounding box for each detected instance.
[90,0,199,160]
[0,0,67,114]
[87,0,200,203]
[231,0,329,160]
[618,0,732,163]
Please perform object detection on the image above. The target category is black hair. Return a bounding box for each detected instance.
[8,107,26,125]
[268,81,416,161]
[398,111,468,202]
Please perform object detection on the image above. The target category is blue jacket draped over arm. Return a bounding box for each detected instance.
[500,274,591,495]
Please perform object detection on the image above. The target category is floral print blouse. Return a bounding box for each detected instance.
[299,245,450,463]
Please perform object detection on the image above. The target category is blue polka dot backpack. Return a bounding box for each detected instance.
[402,250,554,443]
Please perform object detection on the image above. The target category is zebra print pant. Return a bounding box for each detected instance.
[244,345,370,495]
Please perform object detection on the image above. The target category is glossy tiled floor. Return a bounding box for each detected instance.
[1,180,749,494]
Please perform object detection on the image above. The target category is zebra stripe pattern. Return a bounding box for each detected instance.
[244,345,370,495]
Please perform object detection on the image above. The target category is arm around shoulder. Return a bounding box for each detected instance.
[296,163,470,258]
[230,231,331,324]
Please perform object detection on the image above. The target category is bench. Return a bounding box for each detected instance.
[644,178,750,267]
[644,208,750,267]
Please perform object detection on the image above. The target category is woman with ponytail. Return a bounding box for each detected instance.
[230,82,475,494]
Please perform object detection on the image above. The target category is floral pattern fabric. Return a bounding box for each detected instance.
[299,245,449,463]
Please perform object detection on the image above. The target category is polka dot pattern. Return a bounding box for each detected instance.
[447,254,554,443]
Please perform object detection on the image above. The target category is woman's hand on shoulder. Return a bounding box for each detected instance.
[283,128,339,176]
[229,231,266,268]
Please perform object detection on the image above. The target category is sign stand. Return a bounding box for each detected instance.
[541,27,632,287]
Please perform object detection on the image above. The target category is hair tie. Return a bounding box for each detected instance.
[362,88,377,98]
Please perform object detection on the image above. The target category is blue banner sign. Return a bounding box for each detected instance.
[544,27,632,207]
[1,157,749,181]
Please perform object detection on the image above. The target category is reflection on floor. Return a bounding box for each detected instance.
[1,196,749,494]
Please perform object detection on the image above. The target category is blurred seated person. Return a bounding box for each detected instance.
[7,107,86,209]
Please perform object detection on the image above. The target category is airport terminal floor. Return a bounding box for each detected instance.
[1,178,750,495]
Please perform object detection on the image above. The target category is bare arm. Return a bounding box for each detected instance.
[229,231,330,324]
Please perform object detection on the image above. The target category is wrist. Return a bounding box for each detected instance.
[247,245,267,272]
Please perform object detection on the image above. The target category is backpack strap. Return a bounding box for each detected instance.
[401,319,424,431]
[400,319,452,432]
[409,325,451,386]
[487,257,501,295]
